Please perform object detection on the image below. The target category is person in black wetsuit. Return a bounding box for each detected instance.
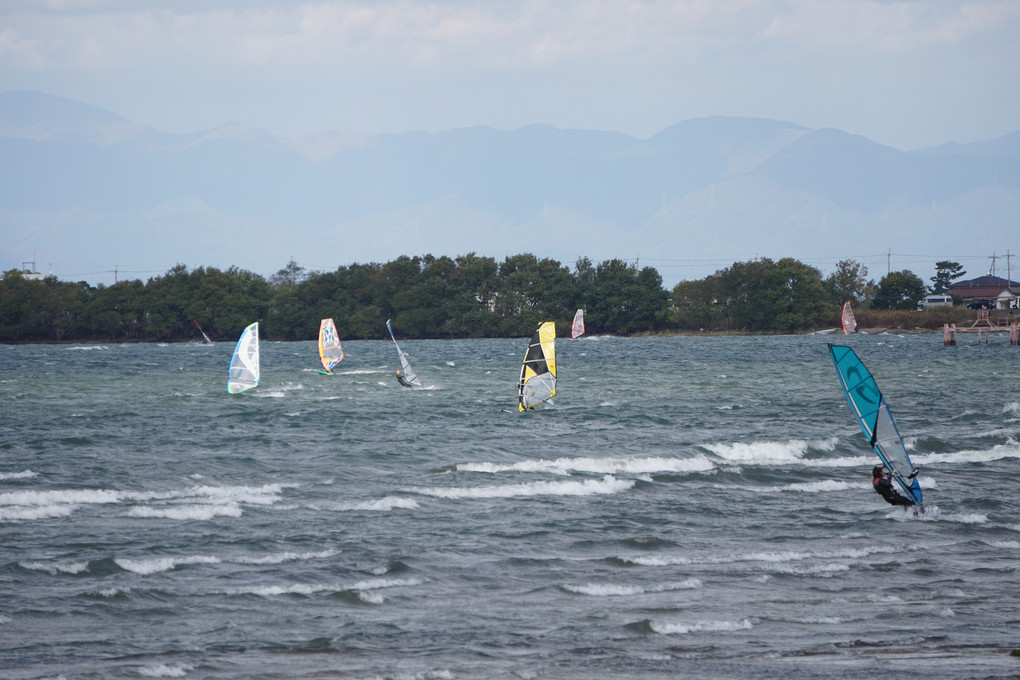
[871,465,915,507]
[395,370,413,388]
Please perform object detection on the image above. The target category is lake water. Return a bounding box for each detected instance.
[2,333,1018,679]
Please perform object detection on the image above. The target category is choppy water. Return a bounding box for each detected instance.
[2,333,1018,680]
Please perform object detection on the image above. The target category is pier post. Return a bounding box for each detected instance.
[943,323,957,347]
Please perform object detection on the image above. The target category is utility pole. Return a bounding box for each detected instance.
[887,249,891,275]
[988,252,998,277]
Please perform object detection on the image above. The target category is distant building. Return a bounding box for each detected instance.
[2,261,47,281]
[949,275,1020,310]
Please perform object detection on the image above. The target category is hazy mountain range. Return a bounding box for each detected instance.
[2,90,1017,287]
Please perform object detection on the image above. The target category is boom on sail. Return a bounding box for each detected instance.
[519,321,557,411]
[827,344,922,505]
[227,322,260,394]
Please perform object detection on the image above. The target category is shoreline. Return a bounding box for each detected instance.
[2,326,946,345]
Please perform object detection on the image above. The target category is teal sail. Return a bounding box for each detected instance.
[828,344,921,505]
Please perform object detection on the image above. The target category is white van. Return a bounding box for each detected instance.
[917,294,953,310]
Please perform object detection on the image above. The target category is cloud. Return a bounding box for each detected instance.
[1,0,1016,146]
[0,27,46,67]
[2,0,1016,77]
[760,0,1020,52]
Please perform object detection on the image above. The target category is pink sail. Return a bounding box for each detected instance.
[841,302,858,334]
[571,309,585,339]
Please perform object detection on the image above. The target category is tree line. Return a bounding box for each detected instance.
[0,254,964,342]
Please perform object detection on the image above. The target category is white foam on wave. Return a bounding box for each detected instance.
[0,487,122,521]
[454,456,714,476]
[64,345,108,351]
[128,504,244,520]
[703,437,838,464]
[953,513,988,524]
[231,577,422,598]
[125,483,288,522]
[913,440,1020,467]
[0,483,288,523]
[734,479,862,494]
[1003,401,1020,417]
[328,497,420,512]
[21,560,89,575]
[1,488,123,506]
[621,545,895,568]
[115,555,221,575]
[234,550,338,565]
[564,578,702,597]
[0,470,36,480]
[0,504,77,521]
[650,618,753,635]
[97,550,336,576]
[139,663,194,678]
[768,562,850,576]
[410,475,634,499]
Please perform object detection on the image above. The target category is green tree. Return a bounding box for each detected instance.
[824,259,872,307]
[671,276,723,330]
[585,259,669,334]
[713,258,828,332]
[930,261,966,295]
[270,259,308,287]
[872,270,926,310]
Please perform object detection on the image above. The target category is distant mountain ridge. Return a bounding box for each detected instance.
[1,90,1017,287]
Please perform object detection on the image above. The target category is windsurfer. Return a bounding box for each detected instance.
[871,465,916,507]
[396,370,413,388]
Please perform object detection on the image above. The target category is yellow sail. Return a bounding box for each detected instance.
[318,318,344,372]
[518,321,556,411]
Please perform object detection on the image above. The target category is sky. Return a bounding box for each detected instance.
[1,0,1019,150]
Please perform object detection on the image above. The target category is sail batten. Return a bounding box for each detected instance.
[519,322,557,411]
[227,322,260,393]
[387,319,422,388]
[318,318,344,373]
[828,344,921,505]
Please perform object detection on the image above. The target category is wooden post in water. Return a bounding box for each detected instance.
[943,323,957,346]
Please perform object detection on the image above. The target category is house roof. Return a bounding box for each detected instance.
[953,275,1020,288]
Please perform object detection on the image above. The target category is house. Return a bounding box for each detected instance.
[949,275,1020,310]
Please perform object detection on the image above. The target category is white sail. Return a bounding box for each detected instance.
[387,319,422,388]
[571,309,585,339]
[227,322,260,393]
[193,319,213,344]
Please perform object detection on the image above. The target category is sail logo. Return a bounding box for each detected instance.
[846,366,879,407]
